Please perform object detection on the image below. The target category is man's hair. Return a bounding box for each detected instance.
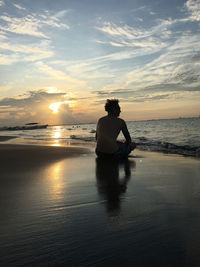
[105,99,119,112]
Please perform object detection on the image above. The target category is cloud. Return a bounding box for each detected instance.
[141,83,200,93]
[0,14,48,38]
[0,10,69,38]
[93,90,171,104]
[0,53,20,65]
[40,15,70,30]
[134,94,170,102]
[13,3,26,10]
[50,42,164,82]
[35,62,85,86]
[0,90,65,107]
[185,0,200,21]
[0,40,53,64]
[96,20,172,49]
[0,8,67,66]
[96,22,144,39]
[0,30,7,39]
[49,3,200,96]
[63,60,116,80]
[121,30,200,90]
[96,37,165,48]
[93,89,134,96]
[0,1,4,7]
[94,1,200,58]
[54,10,69,18]
[0,90,76,125]
[92,79,200,105]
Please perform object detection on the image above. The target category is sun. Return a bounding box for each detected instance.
[49,102,62,114]
[46,86,59,94]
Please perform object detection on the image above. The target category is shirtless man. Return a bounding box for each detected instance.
[95,99,136,158]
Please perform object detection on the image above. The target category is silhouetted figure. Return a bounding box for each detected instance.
[96,157,135,215]
[95,99,136,159]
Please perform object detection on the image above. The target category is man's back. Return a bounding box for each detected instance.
[96,115,125,154]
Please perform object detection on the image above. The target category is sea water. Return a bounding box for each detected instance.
[1,117,200,157]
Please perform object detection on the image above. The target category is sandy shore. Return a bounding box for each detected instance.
[0,143,200,266]
[0,143,91,172]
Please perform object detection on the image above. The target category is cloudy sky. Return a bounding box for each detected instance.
[0,0,199,125]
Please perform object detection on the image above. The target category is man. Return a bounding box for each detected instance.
[95,99,136,158]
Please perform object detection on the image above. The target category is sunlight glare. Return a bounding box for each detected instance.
[49,100,76,114]
[49,102,62,114]
[54,131,61,139]
[52,127,62,146]
[46,87,59,93]
[44,161,65,201]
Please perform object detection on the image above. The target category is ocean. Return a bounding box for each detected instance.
[1,117,200,157]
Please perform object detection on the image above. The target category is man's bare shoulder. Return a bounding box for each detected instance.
[114,117,126,126]
[98,116,108,122]
[98,116,125,125]
[118,117,125,123]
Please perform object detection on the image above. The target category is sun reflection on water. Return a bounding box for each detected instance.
[45,161,66,202]
[54,131,61,139]
[52,126,62,146]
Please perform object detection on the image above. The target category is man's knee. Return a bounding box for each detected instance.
[130,142,136,150]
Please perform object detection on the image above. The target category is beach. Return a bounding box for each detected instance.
[0,141,200,266]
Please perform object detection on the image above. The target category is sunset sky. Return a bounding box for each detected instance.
[0,0,199,125]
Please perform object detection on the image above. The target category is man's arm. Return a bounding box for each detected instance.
[121,122,132,144]
[95,119,99,141]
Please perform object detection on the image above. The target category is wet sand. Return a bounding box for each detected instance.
[0,144,200,266]
[0,144,90,171]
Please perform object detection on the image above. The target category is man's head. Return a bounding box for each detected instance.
[105,99,121,117]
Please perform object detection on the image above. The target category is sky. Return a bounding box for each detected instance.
[0,0,199,125]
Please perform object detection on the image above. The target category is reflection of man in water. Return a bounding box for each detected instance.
[95,99,136,159]
[96,157,135,215]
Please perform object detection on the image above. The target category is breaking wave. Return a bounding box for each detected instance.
[69,135,200,158]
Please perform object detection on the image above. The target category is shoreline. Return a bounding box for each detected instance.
[1,137,199,160]
[0,138,200,160]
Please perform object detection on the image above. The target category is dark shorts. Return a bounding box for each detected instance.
[96,142,136,159]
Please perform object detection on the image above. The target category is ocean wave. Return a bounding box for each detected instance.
[69,135,200,157]
[134,137,200,157]
[70,135,95,142]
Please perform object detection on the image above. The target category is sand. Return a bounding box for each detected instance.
[0,143,91,172]
[0,143,200,266]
